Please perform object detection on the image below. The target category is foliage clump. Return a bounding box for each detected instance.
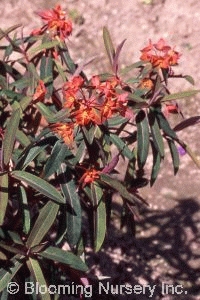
[0,4,199,299]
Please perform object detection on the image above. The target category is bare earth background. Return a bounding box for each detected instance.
[1,0,200,299]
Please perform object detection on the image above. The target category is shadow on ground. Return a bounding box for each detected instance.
[87,197,200,300]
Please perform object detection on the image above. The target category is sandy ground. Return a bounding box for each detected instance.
[1,0,200,299]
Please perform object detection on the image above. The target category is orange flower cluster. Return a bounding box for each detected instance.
[31,5,72,40]
[140,38,181,69]
[50,75,131,146]
[79,168,100,187]
[50,76,130,186]
[50,123,74,146]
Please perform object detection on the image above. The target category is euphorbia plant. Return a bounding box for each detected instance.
[0,4,199,299]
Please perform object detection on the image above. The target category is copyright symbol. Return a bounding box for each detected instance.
[7,282,19,294]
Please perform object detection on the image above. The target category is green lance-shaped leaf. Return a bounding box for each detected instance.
[106,115,129,127]
[44,140,68,179]
[110,133,134,159]
[150,142,162,186]
[0,24,22,40]
[38,246,88,272]
[103,26,115,68]
[11,171,65,204]
[27,62,40,81]
[19,186,31,235]
[136,110,150,168]
[183,75,195,85]
[58,164,82,246]
[91,182,106,252]
[167,139,180,175]
[27,258,51,300]
[0,173,8,226]
[82,125,97,145]
[26,201,59,248]
[29,40,60,57]
[148,109,164,158]
[154,107,177,139]
[40,55,53,97]
[59,44,77,74]
[36,102,70,123]
[0,254,24,292]
[16,129,31,147]
[100,173,141,205]
[2,108,20,166]
[161,89,200,102]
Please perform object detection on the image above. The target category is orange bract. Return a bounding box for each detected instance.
[140,38,181,69]
[50,122,74,146]
[139,78,154,90]
[33,80,46,103]
[31,5,72,40]
[79,168,100,187]
[74,104,101,126]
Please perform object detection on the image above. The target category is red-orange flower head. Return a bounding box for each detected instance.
[33,80,47,103]
[32,5,72,40]
[63,76,84,109]
[74,103,101,126]
[140,38,181,69]
[50,122,74,146]
[139,78,154,90]
[79,168,100,187]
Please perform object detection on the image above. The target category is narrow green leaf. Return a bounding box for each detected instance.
[54,59,67,81]
[27,62,40,81]
[82,125,97,145]
[150,142,161,186]
[7,231,23,245]
[40,56,53,97]
[19,96,33,111]
[36,102,56,123]
[148,109,164,158]
[161,90,200,102]
[44,140,68,179]
[0,24,22,41]
[59,45,77,73]
[0,173,8,225]
[106,116,128,127]
[16,129,31,147]
[11,171,65,204]
[120,61,144,75]
[183,75,195,85]
[2,108,20,165]
[110,133,134,159]
[0,254,24,292]
[154,108,177,139]
[103,26,115,67]
[128,93,147,103]
[167,139,180,175]
[26,201,59,248]
[19,186,31,235]
[28,258,51,300]
[29,40,60,57]
[0,243,23,255]
[100,173,140,205]
[91,183,106,252]
[58,165,82,246]
[39,246,88,272]
[136,110,149,168]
